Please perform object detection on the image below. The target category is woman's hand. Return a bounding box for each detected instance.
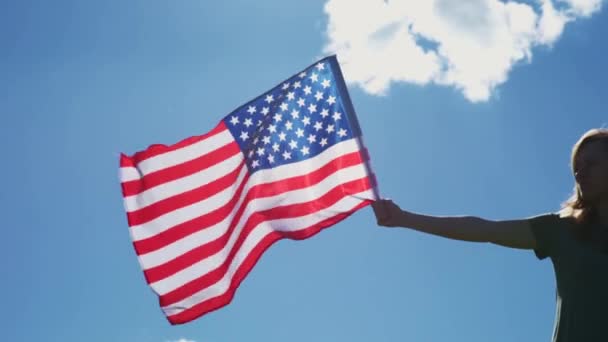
[371,199,405,227]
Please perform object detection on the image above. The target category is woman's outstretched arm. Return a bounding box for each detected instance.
[371,199,537,250]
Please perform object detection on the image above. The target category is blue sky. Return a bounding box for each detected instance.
[2,1,607,341]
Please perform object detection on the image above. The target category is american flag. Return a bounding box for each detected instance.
[119,55,378,324]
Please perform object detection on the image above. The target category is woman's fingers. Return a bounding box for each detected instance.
[372,199,393,225]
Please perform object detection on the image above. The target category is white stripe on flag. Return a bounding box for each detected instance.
[120,167,141,182]
[135,129,234,176]
[148,162,370,295]
[160,188,375,317]
[129,164,248,241]
[127,138,362,241]
[123,151,244,212]
[138,162,370,271]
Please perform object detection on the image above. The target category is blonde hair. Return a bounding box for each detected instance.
[560,128,608,225]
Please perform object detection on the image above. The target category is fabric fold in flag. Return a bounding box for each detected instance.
[118,55,378,324]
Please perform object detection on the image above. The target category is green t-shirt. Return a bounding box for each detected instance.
[529,213,608,342]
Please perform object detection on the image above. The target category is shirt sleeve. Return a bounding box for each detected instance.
[528,213,561,260]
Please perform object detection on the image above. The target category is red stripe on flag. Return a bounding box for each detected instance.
[121,142,241,197]
[133,171,251,256]
[126,160,246,226]
[143,158,367,283]
[166,199,372,325]
[128,122,228,164]
[133,151,364,255]
[158,176,372,306]
[252,152,365,198]
[120,153,136,168]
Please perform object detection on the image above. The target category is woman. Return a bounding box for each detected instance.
[371,128,608,342]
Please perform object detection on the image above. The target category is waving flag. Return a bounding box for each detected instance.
[119,55,378,324]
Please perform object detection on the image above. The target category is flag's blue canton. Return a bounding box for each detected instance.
[223,59,354,173]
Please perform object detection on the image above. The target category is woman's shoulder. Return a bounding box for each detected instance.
[528,211,564,223]
[528,211,579,231]
[530,210,578,221]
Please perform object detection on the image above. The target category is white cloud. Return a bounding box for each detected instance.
[167,339,196,342]
[560,0,603,16]
[322,0,603,102]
